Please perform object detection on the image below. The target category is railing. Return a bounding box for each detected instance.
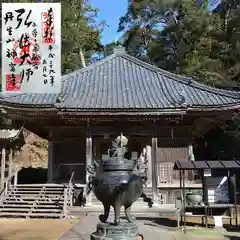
[0,164,21,201]
[63,172,75,217]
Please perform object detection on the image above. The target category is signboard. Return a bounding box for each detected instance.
[1,3,61,93]
[206,177,229,204]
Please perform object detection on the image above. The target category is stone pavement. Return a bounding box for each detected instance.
[58,215,236,240]
[58,215,180,240]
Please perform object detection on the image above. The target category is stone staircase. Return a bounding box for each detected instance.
[0,184,66,218]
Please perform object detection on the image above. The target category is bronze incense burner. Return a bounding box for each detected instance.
[88,134,144,239]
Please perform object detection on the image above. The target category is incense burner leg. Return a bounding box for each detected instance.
[125,204,136,223]
[113,204,120,225]
[99,204,110,223]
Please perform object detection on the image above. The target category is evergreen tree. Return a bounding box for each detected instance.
[118,0,240,89]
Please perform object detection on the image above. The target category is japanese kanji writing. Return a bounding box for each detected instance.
[48,45,56,86]
[2,3,61,93]
[41,7,55,44]
[19,33,32,65]
[9,73,16,85]
[20,68,33,82]
[4,12,14,24]
[42,58,48,84]
[32,28,37,38]
[9,62,16,72]
[6,48,17,58]
[4,8,33,29]
[6,26,13,35]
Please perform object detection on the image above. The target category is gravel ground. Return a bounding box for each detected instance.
[0,219,72,240]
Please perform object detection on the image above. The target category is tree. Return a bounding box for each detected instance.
[150,0,226,86]
[61,0,105,73]
[118,0,240,89]
[118,0,172,61]
[213,0,240,86]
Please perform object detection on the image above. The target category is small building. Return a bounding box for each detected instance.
[0,47,240,205]
[174,160,239,228]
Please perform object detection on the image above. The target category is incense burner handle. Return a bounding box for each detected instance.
[87,160,99,177]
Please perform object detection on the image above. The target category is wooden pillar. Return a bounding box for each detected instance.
[151,135,159,205]
[86,133,93,206]
[1,148,6,190]
[180,170,183,201]
[47,141,53,183]
[188,144,195,181]
[8,148,13,184]
[93,138,97,159]
[95,137,101,161]
[233,174,238,225]
[183,170,186,233]
[146,145,152,186]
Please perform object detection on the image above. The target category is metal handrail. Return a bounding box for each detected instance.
[68,172,75,206]
[69,172,75,186]
[63,172,75,216]
[0,164,20,201]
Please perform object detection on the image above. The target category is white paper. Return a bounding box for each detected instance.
[208,189,215,203]
[1,3,61,93]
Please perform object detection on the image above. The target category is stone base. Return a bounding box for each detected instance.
[90,222,143,240]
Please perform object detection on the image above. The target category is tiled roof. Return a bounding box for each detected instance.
[0,129,20,140]
[174,160,240,170]
[0,51,240,111]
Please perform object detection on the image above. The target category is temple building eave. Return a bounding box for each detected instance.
[1,103,240,119]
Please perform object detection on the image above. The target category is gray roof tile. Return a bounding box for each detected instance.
[0,129,20,140]
[0,52,240,111]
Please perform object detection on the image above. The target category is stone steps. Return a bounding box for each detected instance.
[0,212,64,218]
[0,200,64,205]
[0,204,62,208]
[0,208,63,213]
[8,190,64,194]
[0,184,66,218]
[4,197,64,201]
[6,194,64,198]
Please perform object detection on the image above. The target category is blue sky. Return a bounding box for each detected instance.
[89,0,128,45]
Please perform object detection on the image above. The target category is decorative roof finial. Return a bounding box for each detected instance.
[113,45,126,54]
